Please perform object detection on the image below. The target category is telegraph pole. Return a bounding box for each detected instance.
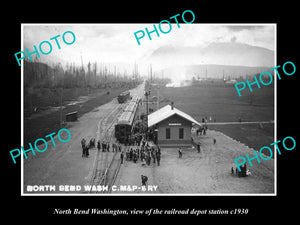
[157,86,160,110]
[144,89,151,116]
[60,87,63,129]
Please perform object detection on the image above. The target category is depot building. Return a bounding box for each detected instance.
[147,103,201,147]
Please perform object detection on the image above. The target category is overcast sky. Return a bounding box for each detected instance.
[23,24,275,72]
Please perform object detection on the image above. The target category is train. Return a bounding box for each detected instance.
[117,91,130,103]
[115,95,141,143]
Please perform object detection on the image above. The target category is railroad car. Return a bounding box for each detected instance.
[115,96,141,143]
[117,91,130,103]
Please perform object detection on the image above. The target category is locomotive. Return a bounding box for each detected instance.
[117,91,130,103]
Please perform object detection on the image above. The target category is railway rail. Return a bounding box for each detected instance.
[88,102,126,194]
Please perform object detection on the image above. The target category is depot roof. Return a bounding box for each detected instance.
[147,104,201,127]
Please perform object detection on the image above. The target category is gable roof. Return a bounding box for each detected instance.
[148,104,201,127]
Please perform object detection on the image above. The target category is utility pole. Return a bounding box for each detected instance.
[60,87,63,129]
[80,52,86,89]
[144,89,151,116]
[157,86,160,110]
[150,64,152,82]
[80,54,84,71]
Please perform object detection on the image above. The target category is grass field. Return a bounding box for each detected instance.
[149,82,274,150]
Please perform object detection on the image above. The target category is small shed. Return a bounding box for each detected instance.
[65,111,78,122]
[148,104,200,147]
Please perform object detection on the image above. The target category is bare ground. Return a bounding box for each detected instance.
[23,83,145,194]
[114,130,274,195]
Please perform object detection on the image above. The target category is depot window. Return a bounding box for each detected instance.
[179,128,184,139]
[166,128,171,139]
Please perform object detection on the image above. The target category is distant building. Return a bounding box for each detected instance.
[147,103,201,147]
[225,79,237,84]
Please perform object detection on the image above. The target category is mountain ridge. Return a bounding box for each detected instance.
[145,42,274,68]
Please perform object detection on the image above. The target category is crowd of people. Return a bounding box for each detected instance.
[80,134,162,168]
[231,164,251,177]
[80,137,123,158]
[196,125,208,136]
[121,139,161,167]
[97,140,122,152]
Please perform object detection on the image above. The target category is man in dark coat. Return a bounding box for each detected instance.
[82,145,85,157]
[133,151,137,163]
[141,175,148,186]
[197,143,201,153]
[120,151,124,164]
[89,138,95,148]
[81,138,86,146]
[85,144,89,157]
[156,151,161,166]
[178,147,182,158]
[97,140,101,151]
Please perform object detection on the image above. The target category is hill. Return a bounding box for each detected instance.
[146,42,274,68]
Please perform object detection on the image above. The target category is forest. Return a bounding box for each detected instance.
[24,59,142,116]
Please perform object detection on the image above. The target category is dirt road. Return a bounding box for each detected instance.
[113,129,274,195]
[23,82,145,194]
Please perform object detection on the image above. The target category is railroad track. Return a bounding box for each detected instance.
[103,146,129,193]
[88,103,126,193]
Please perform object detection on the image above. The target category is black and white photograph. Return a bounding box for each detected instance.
[21,23,276,195]
[4,5,298,220]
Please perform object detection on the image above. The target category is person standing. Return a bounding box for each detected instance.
[120,151,124,164]
[152,148,156,164]
[197,143,201,153]
[85,145,89,157]
[141,175,148,186]
[156,150,161,166]
[141,158,146,167]
[97,140,101,151]
[148,152,151,165]
[81,138,86,152]
[82,145,85,157]
[178,147,182,158]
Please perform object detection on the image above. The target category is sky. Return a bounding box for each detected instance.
[23,24,275,74]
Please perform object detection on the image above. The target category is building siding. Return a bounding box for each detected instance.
[156,114,192,147]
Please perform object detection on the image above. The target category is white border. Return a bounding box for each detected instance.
[21,23,277,196]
